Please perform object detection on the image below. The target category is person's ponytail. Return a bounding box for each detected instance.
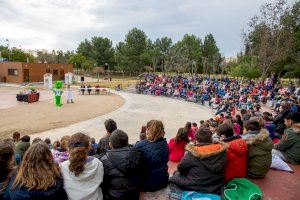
[68,133,90,177]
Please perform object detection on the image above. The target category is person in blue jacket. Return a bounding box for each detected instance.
[135,120,169,192]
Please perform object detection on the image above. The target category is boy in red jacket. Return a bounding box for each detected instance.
[218,123,248,183]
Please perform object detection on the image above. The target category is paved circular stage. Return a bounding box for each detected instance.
[30,91,214,143]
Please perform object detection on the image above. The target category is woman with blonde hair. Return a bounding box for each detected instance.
[60,132,104,200]
[135,120,169,192]
[5,142,67,199]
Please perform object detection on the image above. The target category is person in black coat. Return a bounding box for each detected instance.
[96,119,117,160]
[135,120,169,192]
[3,142,67,200]
[169,127,227,194]
[101,129,141,200]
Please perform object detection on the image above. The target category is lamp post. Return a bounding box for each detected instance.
[202,57,207,75]
[192,60,197,75]
[105,63,110,81]
[6,39,10,61]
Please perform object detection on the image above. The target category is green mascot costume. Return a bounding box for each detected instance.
[53,81,63,107]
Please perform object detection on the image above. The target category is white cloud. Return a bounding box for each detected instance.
[0,0,295,56]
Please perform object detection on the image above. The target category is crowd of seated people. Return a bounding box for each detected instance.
[136,74,300,115]
[1,106,300,199]
[80,84,103,95]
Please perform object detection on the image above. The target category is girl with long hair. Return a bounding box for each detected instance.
[6,142,67,199]
[60,133,104,200]
[168,128,189,162]
[135,120,169,192]
[184,122,195,141]
[0,140,16,199]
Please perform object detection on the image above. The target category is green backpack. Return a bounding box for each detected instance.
[222,178,262,200]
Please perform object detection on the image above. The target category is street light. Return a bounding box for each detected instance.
[202,57,207,75]
[6,39,10,61]
[192,60,197,75]
[105,63,110,81]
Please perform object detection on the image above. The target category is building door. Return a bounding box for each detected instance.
[23,69,29,82]
[60,69,64,80]
[3,76,7,82]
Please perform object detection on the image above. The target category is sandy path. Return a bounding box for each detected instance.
[0,90,124,139]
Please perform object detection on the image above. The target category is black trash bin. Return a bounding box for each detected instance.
[16,94,25,102]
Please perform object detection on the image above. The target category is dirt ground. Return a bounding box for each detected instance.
[0,87,124,139]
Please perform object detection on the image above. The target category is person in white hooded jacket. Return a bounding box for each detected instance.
[60,133,104,200]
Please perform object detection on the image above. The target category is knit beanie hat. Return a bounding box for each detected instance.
[285,112,300,123]
[21,135,30,142]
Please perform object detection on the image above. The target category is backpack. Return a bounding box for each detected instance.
[181,191,220,200]
[222,178,262,200]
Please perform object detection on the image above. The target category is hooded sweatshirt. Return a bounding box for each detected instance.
[244,129,273,178]
[274,124,300,164]
[223,136,248,183]
[169,143,227,194]
[15,140,30,160]
[60,157,104,200]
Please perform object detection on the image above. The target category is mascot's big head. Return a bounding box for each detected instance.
[54,81,63,89]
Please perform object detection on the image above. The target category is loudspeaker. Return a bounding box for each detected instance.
[81,76,84,82]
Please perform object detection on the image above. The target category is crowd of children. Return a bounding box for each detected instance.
[1,107,300,199]
[136,74,300,115]
[1,73,300,199]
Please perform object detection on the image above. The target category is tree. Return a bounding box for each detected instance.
[90,37,115,67]
[244,0,294,80]
[154,37,172,72]
[114,42,131,77]
[0,46,35,62]
[165,43,190,74]
[35,49,72,64]
[177,34,203,74]
[140,53,152,67]
[77,37,114,68]
[77,39,92,58]
[68,53,87,70]
[147,39,161,71]
[228,54,261,79]
[203,34,221,74]
[124,28,148,72]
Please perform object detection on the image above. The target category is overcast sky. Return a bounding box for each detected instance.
[0,0,295,57]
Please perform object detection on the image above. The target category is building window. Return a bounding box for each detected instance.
[8,69,18,76]
[53,70,58,75]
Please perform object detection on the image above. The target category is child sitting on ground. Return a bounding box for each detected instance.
[191,122,199,133]
[134,120,169,192]
[52,136,70,164]
[169,127,227,194]
[60,133,104,200]
[15,135,30,161]
[218,124,248,183]
[101,129,142,199]
[185,122,195,141]
[168,128,189,162]
[242,120,273,178]
[273,112,300,164]
[210,122,220,143]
